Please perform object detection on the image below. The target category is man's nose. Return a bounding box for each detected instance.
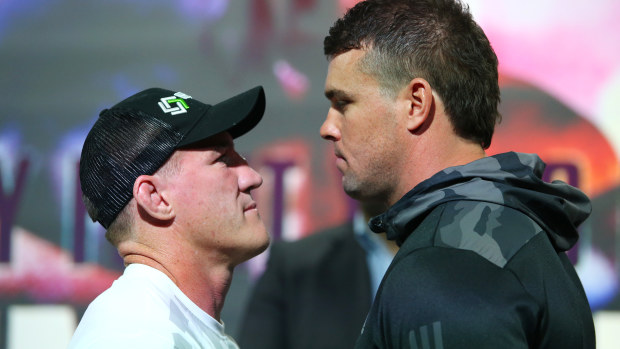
[320,109,341,142]
[239,164,263,192]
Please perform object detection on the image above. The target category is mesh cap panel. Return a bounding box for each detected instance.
[80,108,183,229]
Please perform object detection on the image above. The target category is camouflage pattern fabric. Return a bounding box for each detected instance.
[369,152,591,251]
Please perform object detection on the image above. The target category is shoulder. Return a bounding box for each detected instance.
[431,200,544,267]
[69,284,173,348]
[389,201,543,292]
[70,265,232,349]
[378,201,546,318]
[72,266,173,333]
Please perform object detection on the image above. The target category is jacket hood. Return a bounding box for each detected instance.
[369,152,591,251]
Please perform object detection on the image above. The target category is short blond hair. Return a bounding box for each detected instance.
[99,151,182,247]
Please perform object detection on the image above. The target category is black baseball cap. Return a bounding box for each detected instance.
[79,86,266,229]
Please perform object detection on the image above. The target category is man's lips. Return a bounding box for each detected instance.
[334,149,345,161]
[334,152,346,170]
[244,202,257,212]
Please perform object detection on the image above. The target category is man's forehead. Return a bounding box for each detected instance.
[324,49,377,95]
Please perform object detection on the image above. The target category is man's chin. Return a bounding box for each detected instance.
[255,232,270,255]
[344,182,389,206]
[343,180,364,201]
[246,231,271,260]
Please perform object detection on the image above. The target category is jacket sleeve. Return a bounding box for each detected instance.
[357,247,539,349]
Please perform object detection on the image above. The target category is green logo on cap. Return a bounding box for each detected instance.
[158,92,192,115]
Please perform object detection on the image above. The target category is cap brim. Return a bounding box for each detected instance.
[178,86,265,147]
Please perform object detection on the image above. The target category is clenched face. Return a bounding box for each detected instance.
[164,132,269,265]
[321,49,407,204]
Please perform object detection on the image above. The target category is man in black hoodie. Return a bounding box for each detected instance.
[320,0,595,348]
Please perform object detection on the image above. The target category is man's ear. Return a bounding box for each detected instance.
[133,175,174,222]
[401,77,434,132]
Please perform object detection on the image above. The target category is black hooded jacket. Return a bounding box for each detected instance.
[356,152,595,349]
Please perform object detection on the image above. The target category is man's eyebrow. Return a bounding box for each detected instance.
[324,89,350,101]
[207,144,229,153]
[210,138,233,149]
[206,140,235,154]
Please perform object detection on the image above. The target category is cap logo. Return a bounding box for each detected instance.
[158,92,192,115]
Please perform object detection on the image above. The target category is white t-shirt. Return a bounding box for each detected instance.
[68,263,239,349]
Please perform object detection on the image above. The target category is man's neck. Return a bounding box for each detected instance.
[388,136,486,207]
[119,240,234,321]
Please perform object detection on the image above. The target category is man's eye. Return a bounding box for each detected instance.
[333,100,350,111]
[215,155,230,164]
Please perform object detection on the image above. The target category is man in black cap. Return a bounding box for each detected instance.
[68,86,269,348]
